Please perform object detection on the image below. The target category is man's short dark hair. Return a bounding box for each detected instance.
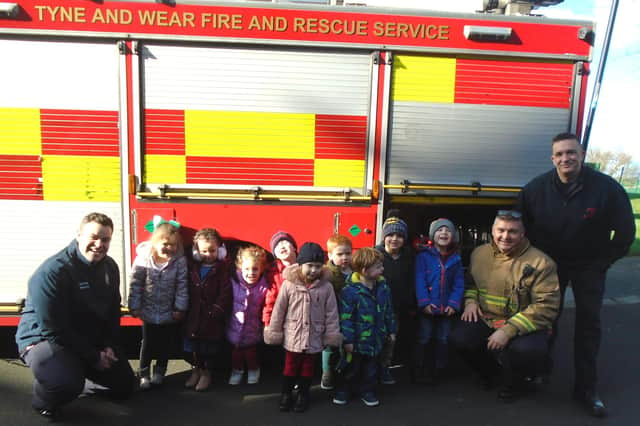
[80,212,114,230]
[552,132,580,145]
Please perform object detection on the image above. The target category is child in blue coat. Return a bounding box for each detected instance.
[414,218,464,384]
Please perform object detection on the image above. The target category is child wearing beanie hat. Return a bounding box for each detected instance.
[264,242,341,413]
[263,231,298,326]
[413,218,464,384]
[375,212,415,386]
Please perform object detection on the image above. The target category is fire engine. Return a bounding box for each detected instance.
[0,0,593,325]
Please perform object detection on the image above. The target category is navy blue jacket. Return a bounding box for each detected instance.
[16,240,121,365]
[517,166,635,270]
[339,273,397,357]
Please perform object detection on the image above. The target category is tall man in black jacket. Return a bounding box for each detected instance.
[516,133,635,418]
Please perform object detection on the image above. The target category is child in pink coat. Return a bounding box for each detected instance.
[264,242,342,413]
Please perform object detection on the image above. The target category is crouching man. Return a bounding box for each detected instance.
[450,210,560,402]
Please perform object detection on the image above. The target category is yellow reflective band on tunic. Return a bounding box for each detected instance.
[464,289,479,298]
[392,56,456,103]
[314,159,365,187]
[0,108,41,155]
[509,313,537,332]
[185,110,315,159]
[145,155,186,184]
[483,293,509,308]
[42,155,120,201]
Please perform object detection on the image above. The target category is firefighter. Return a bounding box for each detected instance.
[15,212,135,420]
[517,133,636,417]
[449,210,560,402]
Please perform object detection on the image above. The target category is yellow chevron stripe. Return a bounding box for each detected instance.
[185,110,315,159]
[392,55,456,103]
[314,159,365,187]
[42,155,120,201]
[144,155,186,184]
[0,108,41,155]
[510,313,537,332]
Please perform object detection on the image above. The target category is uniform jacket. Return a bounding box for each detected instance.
[263,264,342,354]
[374,244,416,312]
[127,241,189,325]
[185,259,232,341]
[16,240,121,366]
[415,245,464,313]
[464,238,561,339]
[339,272,398,357]
[517,166,635,270]
[262,259,286,326]
[226,271,269,347]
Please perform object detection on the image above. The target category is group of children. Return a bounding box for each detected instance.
[126,212,464,411]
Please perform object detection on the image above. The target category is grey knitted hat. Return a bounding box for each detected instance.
[429,218,458,244]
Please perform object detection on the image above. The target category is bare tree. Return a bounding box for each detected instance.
[586,148,640,187]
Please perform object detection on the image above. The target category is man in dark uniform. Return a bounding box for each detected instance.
[517,133,635,417]
[16,212,135,420]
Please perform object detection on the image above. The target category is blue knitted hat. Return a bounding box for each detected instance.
[382,217,408,239]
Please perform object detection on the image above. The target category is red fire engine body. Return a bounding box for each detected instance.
[0,0,593,325]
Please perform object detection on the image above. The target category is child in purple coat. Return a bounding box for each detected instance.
[227,246,269,385]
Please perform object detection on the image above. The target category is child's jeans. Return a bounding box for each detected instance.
[379,336,395,368]
[335,353,378,396]
[140,322,179,376]
[417,315,451,344]
[231,345,259,371]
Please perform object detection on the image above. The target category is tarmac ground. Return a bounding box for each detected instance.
[1,257,639,426]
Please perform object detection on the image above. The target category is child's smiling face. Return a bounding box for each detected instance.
[241,258,262,285]
[274,240,297,263]
[433,226,453,249]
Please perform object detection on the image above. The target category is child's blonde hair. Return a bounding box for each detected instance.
[326,234,353,253]
[352,247,383,272]
[151,223,184,256]
[235,245,267,270]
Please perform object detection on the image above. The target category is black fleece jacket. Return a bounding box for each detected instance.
[516,166,635,270]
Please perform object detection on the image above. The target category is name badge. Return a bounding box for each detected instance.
[79,281,90,290]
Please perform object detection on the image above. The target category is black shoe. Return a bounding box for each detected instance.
[279,392,293,412]
[497,385,519,403]
[574,390,608,418]
[34,407,58,422]
[479,374,499,391]
[293,391,309,413]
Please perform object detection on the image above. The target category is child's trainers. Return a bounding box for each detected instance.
[247,369,260,384]
[361,392,380,407]
[332,390,349,405]
[380,367,396,385]
[150,373,164,386]
[321,370,334,390]
[139,377,151,391]
[228,369,243,385]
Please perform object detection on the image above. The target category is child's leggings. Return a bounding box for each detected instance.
[231,345,259,370]
[139,322,179,376]
[283,350,316,378]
